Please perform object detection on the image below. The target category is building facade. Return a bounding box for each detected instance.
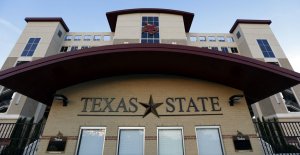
[0,8,299,155]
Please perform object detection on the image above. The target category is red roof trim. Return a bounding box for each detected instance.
[229,19,272,33]
[25,17,70,32]
[106,8,194,32]
[0,44,299,105]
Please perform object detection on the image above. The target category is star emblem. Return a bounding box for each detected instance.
[139,95,163,118]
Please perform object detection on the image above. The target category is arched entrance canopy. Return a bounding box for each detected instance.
[0,44,299,105]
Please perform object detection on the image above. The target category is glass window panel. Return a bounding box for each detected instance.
[34,38,41,43]
[118,129,144,155]
[77,128,105,155]
[226,37,234,42]
[24,44,32,51]
[27,50,34,56]
[158,128,184,155]
[154,39,160,43]
[103,36,110,41]
[190,36,197,42]
[21,51,29,56]
[208,36,216,42]
[199,36,206,42]
[154,33,159,38]
[148,17,153,22]
[30,44,38,51]
[196,127,224,155]
[141,39,147,43]
[268,52,275,58]
[28,38,35,43]
[94,35,101,41]
[218,37,225,42]
[154,17,159,22]
[142,17,147,22]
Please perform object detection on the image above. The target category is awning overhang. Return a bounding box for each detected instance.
[0,44,299,105]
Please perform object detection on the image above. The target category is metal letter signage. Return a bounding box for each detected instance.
[78,95,224,118]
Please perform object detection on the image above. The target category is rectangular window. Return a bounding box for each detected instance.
[74,35,81,41]
[199,36,206,42]
[158,127,184,155]
[141,16,159,44]
[76,127,106,155]
[208,36,216,42]
[257,39,275,58]
[211,47,219,51]
[117,127,145,155]
[226,37,234,42]
[57,30,62,38]
[21,38,40,56]
[196,126,224,155]
[71,46,78,51]
[84,35,92,41]
[231,47,239,53]
[236,31,241,39]
[60,46,68,52]
[94,35,101,41]
[221,47,228,53]
[64,35,72,41]
[190,36,197,42]
[218,36,225,42]
[103,35,111,41]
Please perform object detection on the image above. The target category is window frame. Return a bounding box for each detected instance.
[195,126,225,155]
[218,36,225,42]
[157,127,185,155]
[257,39,275,58]
[64,35,72,41]
[199,36,206,42]
[116,127,145,155]
[75,127,106,155]
[21,37,41,57]
[141,16,160,44]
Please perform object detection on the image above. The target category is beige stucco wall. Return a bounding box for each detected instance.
[38,75,262,155]
[233,24,287,59]
[113,13,187,44]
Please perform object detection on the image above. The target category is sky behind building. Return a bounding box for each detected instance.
[1,0,300,71]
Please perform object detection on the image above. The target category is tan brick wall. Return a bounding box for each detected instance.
[37,75,263,155]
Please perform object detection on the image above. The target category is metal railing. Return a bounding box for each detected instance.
[254,119,300,154]
[0,118,44,155]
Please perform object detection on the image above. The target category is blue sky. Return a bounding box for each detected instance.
[1,0,300,71]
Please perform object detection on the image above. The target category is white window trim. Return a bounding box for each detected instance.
[157,127,185,155]
[116,127,145,155]
[195,126,225,155]
[75,127,106,155]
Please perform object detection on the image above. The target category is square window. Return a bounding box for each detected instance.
[103,36,110,41]
[211,47,219,51]
[71,46,78,51]
[64,35,72,41]
[84,35,92,41]
[60,46,68,52]
[196,126,224,155]
[94,35,101,41]
[76,127,106,155]
[117,128,144,155]
[199,36,206,42]
[58,30,62,38]
[158,127,184,155]
[236,31,241,39]
[190,36,197,42]
[231,47,239,53]
[218,36,225,42]
[208,36,216,42]
[221,47,228,53]
[74,35,81,41]
[226,37,234,42]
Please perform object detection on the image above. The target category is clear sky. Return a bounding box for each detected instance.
[1,0,300,71]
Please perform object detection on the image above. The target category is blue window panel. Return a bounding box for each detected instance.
[268,52,275,58]
[21,51,29,56]
[154,22,159,26]
[154,33,159,38]
[154,17,158,21]
[34,38,41,43]
[141,39,147,43]
[24,44,32,51]
[30,44,38,51]
[28,38,35,43]
[142,32,147,38]
[262,52,269,57]
[154,39,159,43]
[148,17,153,22]
[27,50,34,56]
[142,17,147,22]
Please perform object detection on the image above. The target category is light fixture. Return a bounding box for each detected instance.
[53,94,68,106]
[229,94,244,106]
